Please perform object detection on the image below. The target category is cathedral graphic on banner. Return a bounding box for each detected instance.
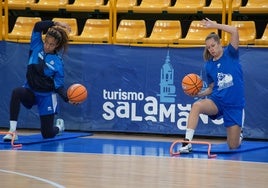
[158,51,176,103]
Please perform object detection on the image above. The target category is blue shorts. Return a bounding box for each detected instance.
[35,93,58,116]
[209,98,245,128]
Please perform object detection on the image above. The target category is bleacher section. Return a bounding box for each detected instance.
[178,20,218,45]
[167,0,206,14]
[65,0,110,12]
[0,0,267,46]
[132,0,171,13]
[142,20,182,45]
[255,23,268,45]
[71,19,111,44]
[6,0,35,10]
[239,0,268,14]
[30,0,68,11]
[115,19,146,44]
[7,16,41,43]
[116,0,137,13]
[202,0,242,14]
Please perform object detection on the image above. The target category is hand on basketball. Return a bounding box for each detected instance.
[68,100,80,105]
[196,85,213,98]
[189,93,200,97]
[196,91,204,98]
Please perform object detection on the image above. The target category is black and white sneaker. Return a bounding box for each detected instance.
[56,119,65,135]
[240,130,243,143]
[179,138,192,153]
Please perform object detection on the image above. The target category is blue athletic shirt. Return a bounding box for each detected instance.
[205,44,245,108]
[25,21,68,102]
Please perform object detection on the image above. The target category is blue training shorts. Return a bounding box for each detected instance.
[208,98,245,128]
[35,93,58,116]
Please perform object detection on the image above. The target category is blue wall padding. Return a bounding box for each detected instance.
[0,42,267,139]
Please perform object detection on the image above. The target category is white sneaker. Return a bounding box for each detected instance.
[56,119,65,134]
[179,139,192,153]
[239,130,243,144]
[3,131,18,141]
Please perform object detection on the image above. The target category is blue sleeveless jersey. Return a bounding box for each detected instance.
[205,44,245,108]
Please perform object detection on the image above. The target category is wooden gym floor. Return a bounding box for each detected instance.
[0,131,267,188]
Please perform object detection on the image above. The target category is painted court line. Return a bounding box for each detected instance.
[0,169,65,188]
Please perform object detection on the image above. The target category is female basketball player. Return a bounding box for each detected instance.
[179,18,245,153]
[3,20,73,141]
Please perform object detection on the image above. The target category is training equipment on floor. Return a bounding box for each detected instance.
[169,139,217,158]
[0,131,22,148]
[181,73,203,96]
[67,83,88,103]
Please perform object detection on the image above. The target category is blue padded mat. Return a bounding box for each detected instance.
[89,139,268,154]
[192,141,268,153]
[76,138,268,154]
[0,132,92,145]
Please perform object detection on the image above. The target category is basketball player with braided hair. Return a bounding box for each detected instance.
[179,18,245,153]
[3,20,74,141]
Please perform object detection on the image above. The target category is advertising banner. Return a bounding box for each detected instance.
[0,42,267,139]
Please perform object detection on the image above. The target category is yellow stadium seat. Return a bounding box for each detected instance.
[115,19,146,44]
[7,0,35,10]
[66,0,110,12]
[167,0,205,14]
[202,0,241,14]
[178,20,218,45]
[71,19,110,43]
[116,0,137,12]
[239,0,268,14]
[255,24,268,45]
[30,0,68,11]
[8,16,41,42]
[52,18,78,40]
[228,21,256,45]
[133,0,171,13]
[143,20,181,44]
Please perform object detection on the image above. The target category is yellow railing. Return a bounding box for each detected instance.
[0,1,2,40]
[1,0,10,41]
[4,0,8,41]
[224,0,235,46]
[221,0,227,46]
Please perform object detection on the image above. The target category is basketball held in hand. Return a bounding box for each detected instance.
[181,73,203,96]
[67,84,88,103]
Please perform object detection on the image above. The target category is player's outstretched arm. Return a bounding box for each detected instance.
[201,18,239,49]
[54,21,71,34]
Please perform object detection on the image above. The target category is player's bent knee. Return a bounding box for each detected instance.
[191,101,202,110]
[41,131,56,139]
[191,100,209,114]
[228,141,240,150]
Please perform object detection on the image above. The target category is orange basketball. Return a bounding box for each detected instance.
[67,84,88,103]
[181,73,203,96]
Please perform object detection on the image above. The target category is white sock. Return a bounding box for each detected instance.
[185,128,195,141]
[9,121,17,132]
